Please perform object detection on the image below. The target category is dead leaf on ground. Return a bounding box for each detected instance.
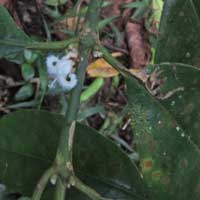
[102,0,151,69]
[87,58,119,78]
[126,22,151,69]
[102,0,132,27]
[87,51,149,81]
[87,53,123,78]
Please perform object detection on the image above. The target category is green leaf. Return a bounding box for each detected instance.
[77,106,105,121]
[18,197,31,200]
[0,110,148,199]
[21,63,35,81]
[45,0,69,6]
[98,16,117,31]
[126,63,200,199]
[155,0,200,66]
[14,84,34,101]
[122,0,148,9]
[0,6,31,64]
[24,50,38,64]
[7,100,38,109]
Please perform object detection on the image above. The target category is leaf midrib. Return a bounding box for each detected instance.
[0,146,52,163]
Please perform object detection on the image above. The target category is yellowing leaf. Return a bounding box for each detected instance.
[87,58,118,77]
[87,53,122,78]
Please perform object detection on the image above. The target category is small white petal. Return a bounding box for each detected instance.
[58,73,77,91]
[46,55,59,77]
[56,57,73,77]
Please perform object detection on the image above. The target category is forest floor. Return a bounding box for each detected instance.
[0,0,159,156]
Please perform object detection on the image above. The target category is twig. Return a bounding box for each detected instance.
[27,38,78,50]
[0,37,78,51]
[54,1,103,200]
[54,48,91,200]
[70,176,112,200]
[32,167,55,200]
[103,43,129,55]
[98,44,132,78]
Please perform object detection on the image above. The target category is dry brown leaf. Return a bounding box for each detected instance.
[102,0,132,27]
[66,17,78,31]
[126,22,151,69]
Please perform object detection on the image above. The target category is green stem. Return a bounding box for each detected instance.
[32,167,55,200]
[54,180,66,200]
[80,78,104,102]
[98,44,131,77]
[54,49,90,200]
[0,38,78,50]
[70,176,112,200]
[67,50,91,124]
[54,1,103,200]
[27,38,78,50]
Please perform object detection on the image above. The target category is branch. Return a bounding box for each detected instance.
[0,37,78,51]
[32,167,55,200]
[70,176,112,200]
[53,1,103,200]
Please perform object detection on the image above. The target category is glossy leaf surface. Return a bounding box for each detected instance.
[126,63,200,199]
[155,0,200,67]
[0,110,148,200]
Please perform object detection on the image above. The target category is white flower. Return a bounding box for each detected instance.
[46,55,59,77]
[58,73,77,91]
[56,56,73,77]
[46,55,78,91]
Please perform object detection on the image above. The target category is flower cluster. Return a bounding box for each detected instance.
[46,54,77,91]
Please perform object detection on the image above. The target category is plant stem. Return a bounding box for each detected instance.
[70,176,112,200]
[54,1,103,200]
[54,49,90,200]
[0,37,78,51]
[32,167,55,200]
[27,38,78,50]
[54,180,66,200]
[98,44,131,77]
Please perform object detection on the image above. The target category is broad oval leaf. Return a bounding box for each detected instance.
[0,6,32,64]
[155,0,200,67]
[0,110,148,200]
[126,63,200,199]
